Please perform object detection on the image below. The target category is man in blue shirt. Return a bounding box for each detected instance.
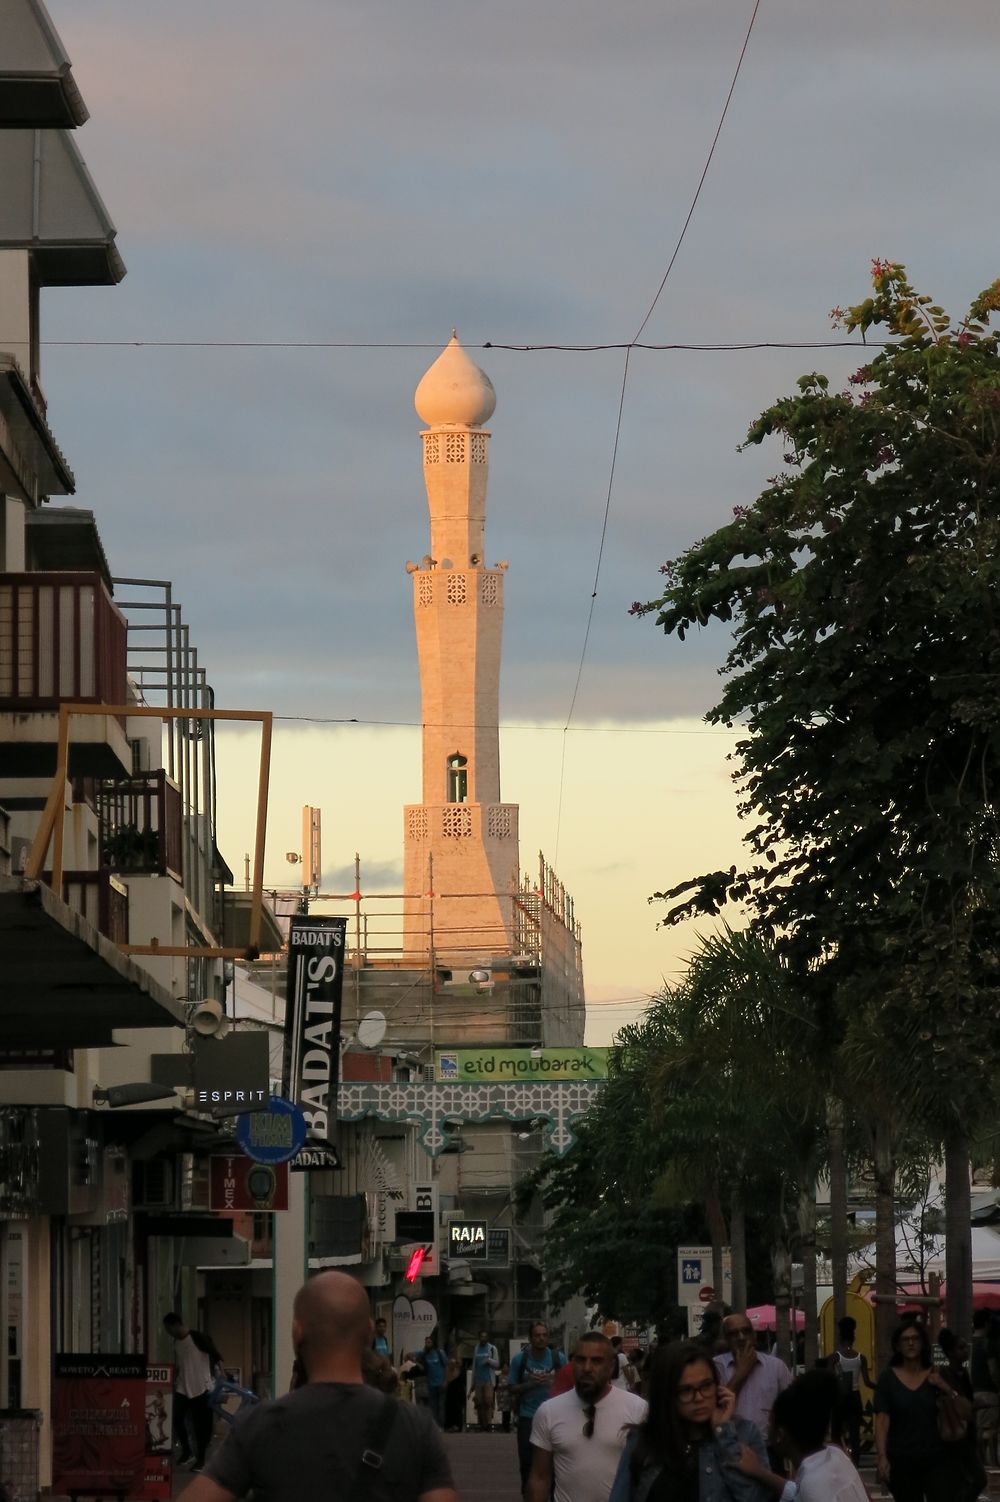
[471,1330,500,1432]
[510,1321,565,1489]
[373,1317,391,1361]
[419,1335,449,1427]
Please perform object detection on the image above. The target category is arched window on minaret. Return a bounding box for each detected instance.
[447,753,468,803]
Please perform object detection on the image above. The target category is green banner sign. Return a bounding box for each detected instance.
[434,1047,609,1082]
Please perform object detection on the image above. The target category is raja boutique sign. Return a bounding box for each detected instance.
[448,1219,488,1260]
[283,916,346,1170]
[435,1046,608,1082]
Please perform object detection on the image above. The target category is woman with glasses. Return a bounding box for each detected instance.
[873,1316,972,1502]
[609,1341,772,1502]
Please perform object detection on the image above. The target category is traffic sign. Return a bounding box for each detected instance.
[698,1286,717,1304]
[236,1095,306,1164]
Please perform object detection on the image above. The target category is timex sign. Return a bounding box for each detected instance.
[448,1219,488,1260]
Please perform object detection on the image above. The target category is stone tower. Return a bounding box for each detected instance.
[403,334,519,961]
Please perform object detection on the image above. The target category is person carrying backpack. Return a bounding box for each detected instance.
[181,1271,456,1502]
[510,1321,566,1490]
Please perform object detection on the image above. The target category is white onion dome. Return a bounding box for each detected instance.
[414,331,496,427]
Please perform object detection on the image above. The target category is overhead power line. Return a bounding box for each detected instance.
[36,336,883,352]
[554,0,763,864]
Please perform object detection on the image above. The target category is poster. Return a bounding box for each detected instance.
[282,916,346,1170]
[53,1354,146,1497]
[138,1363,173,1501]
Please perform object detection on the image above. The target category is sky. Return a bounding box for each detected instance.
[35,0,1000,1041]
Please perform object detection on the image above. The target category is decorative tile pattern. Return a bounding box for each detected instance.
[481,574,499,607]
[445,432,466,464]
[487,806,512,839]
[441,805,473,839]
[470,433,488,465]
[406,808,428,841]
[336,1081,603,1157]
[446,573,467,606]
[423,433,440,465]
[417,574,434,607]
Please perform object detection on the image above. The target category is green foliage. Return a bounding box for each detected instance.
[522,1081,704,1326]
[638,262,1000,1122]
[526,928,827,1321]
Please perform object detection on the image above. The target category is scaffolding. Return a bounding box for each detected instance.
[248,853,585,1051]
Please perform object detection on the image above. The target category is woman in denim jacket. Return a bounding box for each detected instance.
[609,1342,773,1502]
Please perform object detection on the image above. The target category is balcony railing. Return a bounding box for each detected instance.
[0,571,127,709]
[96,770,183,880]
[44,869,129,945]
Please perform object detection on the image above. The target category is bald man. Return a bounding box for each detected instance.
[182,1271,457,1502]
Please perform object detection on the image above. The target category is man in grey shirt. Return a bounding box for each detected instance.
[182,1271,457,1502]
[714,1312,790,1446]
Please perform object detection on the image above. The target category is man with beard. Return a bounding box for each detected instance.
[526,1333,646,1502]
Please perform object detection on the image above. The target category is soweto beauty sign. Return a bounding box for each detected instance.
[434,1046,608,1081]
[283,915,346,1170]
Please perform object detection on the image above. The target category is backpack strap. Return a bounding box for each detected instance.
[352,1396,399,1502]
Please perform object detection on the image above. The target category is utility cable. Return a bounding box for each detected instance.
[554,0,762,864]
[37,336,883,352]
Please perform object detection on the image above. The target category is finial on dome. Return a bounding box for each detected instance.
[415,332,496,428]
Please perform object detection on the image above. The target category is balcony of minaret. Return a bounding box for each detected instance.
[412,566,503,611]
[421,429,489,469]
[405,802,518,848]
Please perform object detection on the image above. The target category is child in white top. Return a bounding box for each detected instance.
[731,1368,869,1502]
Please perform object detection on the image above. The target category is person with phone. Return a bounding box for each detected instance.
[609,1341,772,1502]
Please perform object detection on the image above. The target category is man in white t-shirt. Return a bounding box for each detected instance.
[163,1312,224,1471]
[526,1333,646,1502]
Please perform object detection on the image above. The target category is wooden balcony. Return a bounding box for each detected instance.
[96,770,183,880]
[49,869,130,946]
[0,570,127,708]
[0,571,130,778]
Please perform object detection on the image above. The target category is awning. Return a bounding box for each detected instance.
[0,354,74,500]
[0,0,89,128]
[0,129,125,285]
[25,508,112,589]
[0,875,186,1046]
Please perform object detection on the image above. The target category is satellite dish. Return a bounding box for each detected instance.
[357,1011,387,1049]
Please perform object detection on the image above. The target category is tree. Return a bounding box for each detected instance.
[635,264,1000,1355]
[518,1036,706,1328]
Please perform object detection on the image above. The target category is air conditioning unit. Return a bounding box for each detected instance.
[133,1158,176,1210]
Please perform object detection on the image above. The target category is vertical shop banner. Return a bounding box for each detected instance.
[282,916,346,1170]
[138,1363,173,1501]
[53,1354,146,1497]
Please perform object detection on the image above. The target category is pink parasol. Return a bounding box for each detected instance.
[745,1304,805,1333]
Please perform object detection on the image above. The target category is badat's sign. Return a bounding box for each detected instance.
[448,1219,488,1260]
[282,916,346,1170]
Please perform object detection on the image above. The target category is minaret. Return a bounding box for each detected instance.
[403,334,519,961]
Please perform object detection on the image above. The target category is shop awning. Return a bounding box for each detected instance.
[0,876,186,1046]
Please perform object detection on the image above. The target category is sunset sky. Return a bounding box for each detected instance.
[37,0,1000,1040]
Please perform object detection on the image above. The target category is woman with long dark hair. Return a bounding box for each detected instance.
[873,1316,971,1502]
[609,1341,771,1502]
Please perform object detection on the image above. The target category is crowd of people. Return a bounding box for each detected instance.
[167,1274,999,1502]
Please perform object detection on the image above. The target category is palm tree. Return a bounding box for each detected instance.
[646,927,828,1364]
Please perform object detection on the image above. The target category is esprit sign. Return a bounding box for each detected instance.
[448,1219,488,1260]
[282,917,346,1170]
